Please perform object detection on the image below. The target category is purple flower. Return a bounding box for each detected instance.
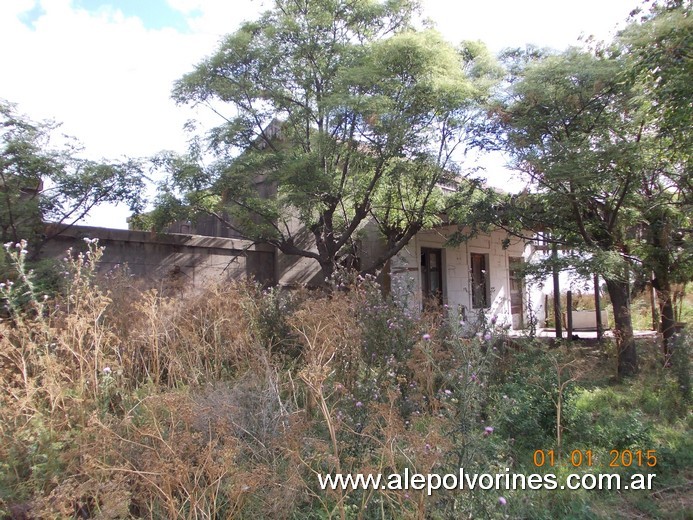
[498,496,507,506]
[355,401,363,408]
[491,315,498,325]
[444,389,452,395]
[484,426,494,436]
[422,333,431,341]
[483,332,492,342]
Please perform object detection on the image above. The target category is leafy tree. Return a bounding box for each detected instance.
[616,0,693,355]
[471,1,691,374]
[480,48,644,376]
[619,0,692,162]
[146,0,500,279]
[0,100,146,254]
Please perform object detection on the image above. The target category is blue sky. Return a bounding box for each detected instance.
[1,0,643,228]
[20,0,205,31]
[72,0,194,31]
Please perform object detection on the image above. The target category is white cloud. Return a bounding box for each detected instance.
[427,0,636,51]
[0,0,641,227]
[0,0,264,161]
[167,0,265,37]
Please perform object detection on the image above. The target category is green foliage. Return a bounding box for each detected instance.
[618,1,693,158]
[490,347,562,450]
[151,0,500,278]
[564,388,653,449]
[0,100,146,250]
[481,7,693,372]
[492,47,638,257]
[348,272,417,363]
[246,284,304,357]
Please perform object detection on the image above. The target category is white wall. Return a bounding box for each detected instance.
[390,226,532,330]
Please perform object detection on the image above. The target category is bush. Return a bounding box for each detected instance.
[564,389,652,450]
[489,347,564,451]
[1,240,688,519]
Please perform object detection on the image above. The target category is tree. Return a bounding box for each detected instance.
[619,0,692,163]
[478,0,692,374]
[483,48,644,376]
[147,0,499,279]
[616,1,693,356]
[0,100,146,253]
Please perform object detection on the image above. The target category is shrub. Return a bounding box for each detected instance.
[564,388,653,449]
[489,347,563,451]
[1,240,687,519]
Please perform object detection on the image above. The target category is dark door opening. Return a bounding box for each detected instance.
[470,252,489,309]
[421,248,443,306]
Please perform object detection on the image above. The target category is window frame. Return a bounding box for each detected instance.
[470,252,490,309]
[421,247,444,306]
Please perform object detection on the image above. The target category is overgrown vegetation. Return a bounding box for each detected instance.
[1,243,690,519]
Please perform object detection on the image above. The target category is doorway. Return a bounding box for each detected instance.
[421,248,443,306]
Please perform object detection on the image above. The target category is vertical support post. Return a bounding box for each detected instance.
[552,243,562,339]
[566,290,573,341]
[594,273,603,340]
[649,275,658,331]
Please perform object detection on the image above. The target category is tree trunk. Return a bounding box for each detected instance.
[320,259,335,282]
[605,277,638,377]
[647,210,677,364]
[660,294,676,363]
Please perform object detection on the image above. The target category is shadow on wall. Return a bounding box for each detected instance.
[39,224,276,291]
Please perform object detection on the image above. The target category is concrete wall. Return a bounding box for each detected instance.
[40,223,536,331]
[41,225,275,289]
[275,217,324,286]
[275,218,391,287]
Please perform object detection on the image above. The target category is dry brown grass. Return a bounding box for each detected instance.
[10,243,683,519]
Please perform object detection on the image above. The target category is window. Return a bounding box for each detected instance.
[470,252,489,308]
[509,256,524,327]
[421,248,443,306]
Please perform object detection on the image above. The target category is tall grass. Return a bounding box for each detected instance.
[0,242,514,519]
[1,242,689,519]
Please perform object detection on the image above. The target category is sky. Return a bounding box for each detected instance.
[0,0,643,228]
